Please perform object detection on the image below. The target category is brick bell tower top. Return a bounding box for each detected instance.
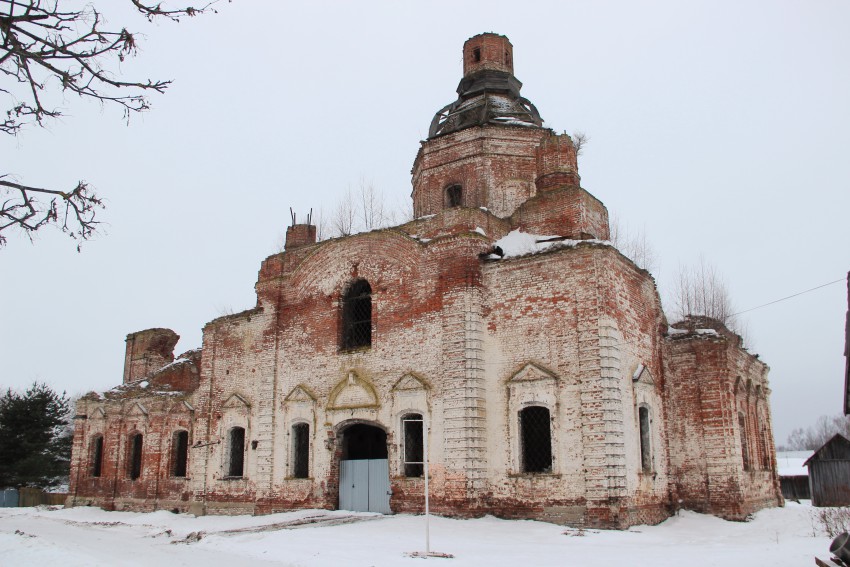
[462,33,514,76]
[428,33,542,139]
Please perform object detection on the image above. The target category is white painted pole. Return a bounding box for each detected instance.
[424,415,430,555]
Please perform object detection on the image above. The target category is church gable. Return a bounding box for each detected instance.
[285,384,317,403]
[328,371,379,410]
[509,362,557,383]
[222,393,250,410]
[632,363,655,386]
[392,373,428,392]
[126,402,148,418]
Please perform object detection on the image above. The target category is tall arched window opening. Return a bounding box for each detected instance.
[91,435,104,478]
[402,413,424,478]
[520,406,552,473]
[342,280,372,350]
[172,430,189,478]
[128,433,143,480]
[738,413,750,471]
[227,426,246,477]
[292,423,310,479]
[446,185,462,208]
[639,406,652,472]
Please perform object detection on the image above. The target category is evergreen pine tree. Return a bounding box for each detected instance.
[0,383,72,489]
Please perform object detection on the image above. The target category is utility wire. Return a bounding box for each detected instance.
[732,277,846,317]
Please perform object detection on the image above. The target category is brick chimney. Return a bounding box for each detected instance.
[285,224,317,250]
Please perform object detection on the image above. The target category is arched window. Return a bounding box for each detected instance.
[446,185,462,208]
[227,426,245,477]
[128,433,143,480]
[292,423,309,479]
[402,413,424,478]
[91,435,104,478]
[172,430,189,478]
[342,280,372,350]
[738,413,750,471]
[638,405,652,472]
[520,406,552,473]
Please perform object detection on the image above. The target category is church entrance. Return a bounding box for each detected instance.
[338,423,390,514]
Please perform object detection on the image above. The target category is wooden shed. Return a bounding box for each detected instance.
[804,434,850,507]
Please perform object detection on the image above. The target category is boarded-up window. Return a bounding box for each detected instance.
[446,185,462,208]
[292,423,309,479]
[228,427,245,477]
[739,413,750,471]
[403,414,424,478]
[520,406,552,473]
[639,406,652,472]
[172,430,189,478]
[128,433,143,480]
[342,280,372,350]
[91,435,103,478]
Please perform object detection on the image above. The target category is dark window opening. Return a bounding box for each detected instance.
[739,413,750,471]
[341,423,387,460]
[403,414,424,477]
[520,406,552,473]
[228,426,245,477]
[292,423,309,479]
[472,47,481,62]
[91,436,103,478]
[128,433,143,480]
[342,280,372,350]
[446,185,462,208]
[172,431,189,478]
[639,406,652,472]
[504,50,511,65]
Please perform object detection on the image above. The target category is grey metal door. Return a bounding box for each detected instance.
[339,458,390,513]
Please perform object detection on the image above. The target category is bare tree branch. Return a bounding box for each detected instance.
[0,0,220,249]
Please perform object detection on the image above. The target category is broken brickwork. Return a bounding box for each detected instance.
[68,33,782,527]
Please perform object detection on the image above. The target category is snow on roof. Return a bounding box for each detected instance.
[490,229,609,259]
[776,450,813,477]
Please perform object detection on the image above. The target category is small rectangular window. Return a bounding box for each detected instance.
[403,414,424,477]
[91,436,103,478]
[292,423,309,479]
[228,427,245,477]
[520,406,552,473]
[639,406,652,472]
[173,431,189,477]
[128,433,143,480]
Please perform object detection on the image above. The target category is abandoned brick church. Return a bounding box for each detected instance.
[68,33,783,528]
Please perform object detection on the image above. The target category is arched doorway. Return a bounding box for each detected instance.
[338,423,390,513]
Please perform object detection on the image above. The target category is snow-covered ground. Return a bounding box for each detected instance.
[0,502,834,566]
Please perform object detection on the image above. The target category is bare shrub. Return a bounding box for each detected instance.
[812,507,850,539]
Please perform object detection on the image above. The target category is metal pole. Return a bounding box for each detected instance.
[424,415,430,555]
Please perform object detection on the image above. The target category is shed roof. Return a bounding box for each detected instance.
[803,433,850,466]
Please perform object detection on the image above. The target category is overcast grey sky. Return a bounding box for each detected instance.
[1,1,848,443]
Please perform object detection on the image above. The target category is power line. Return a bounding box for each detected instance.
[732,276,846,317]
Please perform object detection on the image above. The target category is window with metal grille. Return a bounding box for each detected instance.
[227,427,245,477]
[446,185,462,208]
[739,413,750,471]
[172,430,189,478]
[91,435,103,478]
[520,406,552,473]
[128,433,143,480]
[639,406,652,472]
[292,423,309,479]
[402,414,424,478]
[342,280,372,350]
